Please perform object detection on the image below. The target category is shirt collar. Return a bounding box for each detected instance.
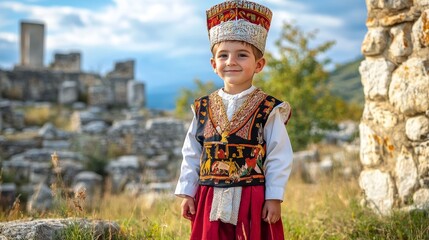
[218,86,256,101]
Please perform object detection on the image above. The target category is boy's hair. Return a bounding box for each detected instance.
[211,41,264,60]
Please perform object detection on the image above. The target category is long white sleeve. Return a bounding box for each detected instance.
[174,115,202,198]
[174,88,293,201]
[263,103,293,200]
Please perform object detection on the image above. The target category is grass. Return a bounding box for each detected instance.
[2,173,429,239]
[1,145,429,239]
[21,104,72,130]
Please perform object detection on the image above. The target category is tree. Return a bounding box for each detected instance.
[175,79,218,119]
[254,22,351,150]
[175,22,359,150]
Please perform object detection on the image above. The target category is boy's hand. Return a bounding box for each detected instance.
[262,199,281,224]
[181,196,196,221]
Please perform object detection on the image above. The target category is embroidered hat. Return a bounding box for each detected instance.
[206,0,272,54]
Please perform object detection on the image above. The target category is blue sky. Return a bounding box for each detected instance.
[0,0,367,109]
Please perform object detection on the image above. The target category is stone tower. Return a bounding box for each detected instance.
[359,1,429,215]
[20,21,45,68]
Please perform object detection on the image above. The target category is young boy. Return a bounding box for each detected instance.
[175,1,293,239]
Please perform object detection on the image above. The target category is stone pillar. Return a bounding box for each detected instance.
[20,21,45,68]
[127,80,145,108]
[359,0,429,215]
[58,81,78,104]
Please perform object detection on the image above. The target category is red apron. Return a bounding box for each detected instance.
[190,185,284,240]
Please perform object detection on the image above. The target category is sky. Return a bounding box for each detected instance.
[0,0,368,109]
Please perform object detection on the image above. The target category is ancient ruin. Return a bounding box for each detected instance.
[359,0,429,215]
[0,20,176,214]
[20,21,44,69]
[0,21,145,109]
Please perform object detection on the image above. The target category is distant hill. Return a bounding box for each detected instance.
[148,57,366,111]
[328,57,364,105]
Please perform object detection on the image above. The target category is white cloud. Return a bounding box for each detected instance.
[0,0,364,68]
[272,9,343,31]
[264,0,307,11]
[0,32,17,43]
[0,0,205,56]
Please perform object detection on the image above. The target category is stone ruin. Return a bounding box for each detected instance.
[0,21,145,109]
[359,0,429,215]
[0,58,144,108]
[0,218,120,240]
[49,52,81,73]
[0,113,185,213]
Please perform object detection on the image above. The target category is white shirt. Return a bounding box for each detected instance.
[174,86,293,200]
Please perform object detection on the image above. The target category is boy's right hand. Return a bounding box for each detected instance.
[181,196,196,221]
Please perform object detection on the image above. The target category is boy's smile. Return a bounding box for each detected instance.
[211,41,265,94]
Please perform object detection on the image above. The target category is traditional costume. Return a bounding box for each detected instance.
[175,1,293,239]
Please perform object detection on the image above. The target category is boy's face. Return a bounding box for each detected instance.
[211,41,265,94]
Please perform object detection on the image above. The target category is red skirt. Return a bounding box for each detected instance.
[190,185,284,240]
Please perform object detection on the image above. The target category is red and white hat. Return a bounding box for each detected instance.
[206,0,273,54]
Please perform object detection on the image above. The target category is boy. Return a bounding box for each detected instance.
[175,1,293,239]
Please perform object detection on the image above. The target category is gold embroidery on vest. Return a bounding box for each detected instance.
[209,89,265,144]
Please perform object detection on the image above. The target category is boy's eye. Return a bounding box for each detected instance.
[218,54,228,58]
[238,53,248,58]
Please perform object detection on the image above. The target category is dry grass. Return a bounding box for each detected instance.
[2,171,429,239]
[1,145,428,239]
[22,104,72,130]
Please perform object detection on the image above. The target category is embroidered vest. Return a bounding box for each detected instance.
[194,88,283,187]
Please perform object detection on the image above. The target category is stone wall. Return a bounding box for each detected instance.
[50,52,81,72]
[0,64,142,107]
[359,0,429,215]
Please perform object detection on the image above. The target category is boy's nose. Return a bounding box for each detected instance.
[226,56,237,66]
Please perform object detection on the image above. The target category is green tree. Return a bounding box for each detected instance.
[175,79,218,119]
[255,22,352,150]
[175,22,360,150]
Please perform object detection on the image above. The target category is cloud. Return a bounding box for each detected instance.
[0,0,365,71]
[264,0,307,11]
[0,0,205,57]
[0,32,17,44]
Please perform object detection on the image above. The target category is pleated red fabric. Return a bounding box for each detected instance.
[190,185,284,240]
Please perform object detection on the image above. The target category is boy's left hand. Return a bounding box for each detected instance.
[262,199,281,224]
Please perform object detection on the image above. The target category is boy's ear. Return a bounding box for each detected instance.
[254,57,266,73]
[210,58,216,71]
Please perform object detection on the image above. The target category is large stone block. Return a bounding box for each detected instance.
[366,0,412,11]
[413,10,429,49]
[406,115,429,141]
[363,101,400,130]
[361,27,388,56]
[58,80,78,104]
[380,7,420,27]
[359,123,383,167]
[413,188,429,209]
[414,141,429,179]
[359,59,395,100]
[359,169,395,215]
[389,58,429,116]
[127,80,145,108]
[395,146,418,202]
[389,23,413,62]
[0,219,120,240]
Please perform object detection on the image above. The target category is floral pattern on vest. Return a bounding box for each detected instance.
[194,88,283,187]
